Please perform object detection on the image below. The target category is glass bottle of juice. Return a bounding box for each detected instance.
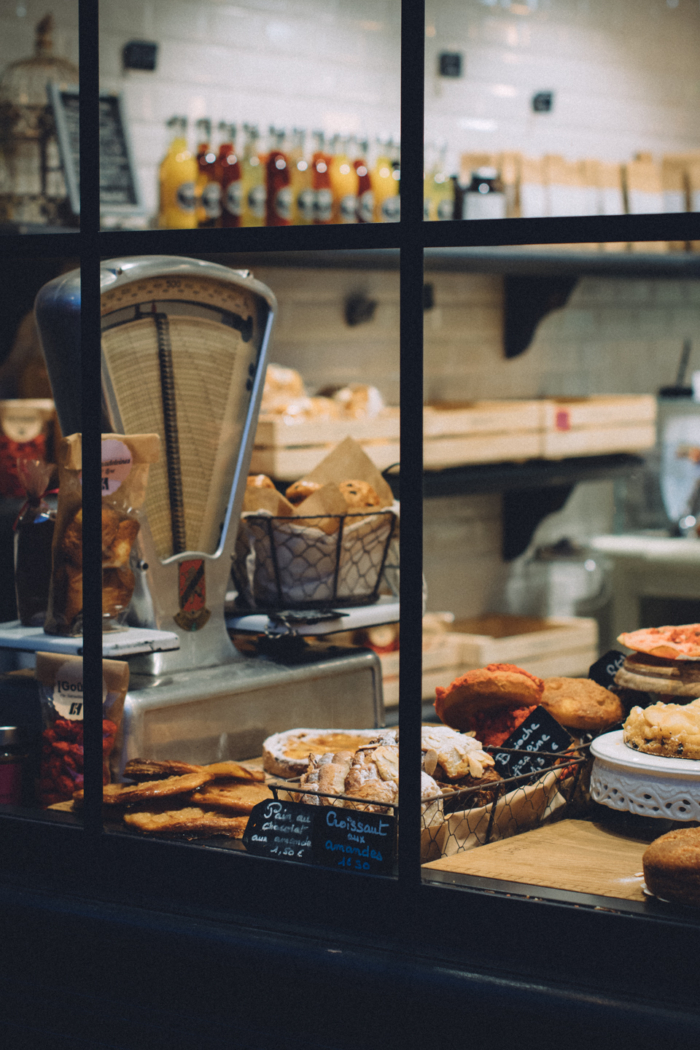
[424,142,454,221]
[352,137,373,223]
[371,137,399,223]
[432,143,454,221]
[215,122,242,228]
[290,128,314,225]
[311,131,332,225]
[329,134,358,223]
[195,118,220,227]
[240,124,266,227]
[265,127,292,226]
[158,116,197,228]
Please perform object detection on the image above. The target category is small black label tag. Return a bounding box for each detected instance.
[588,649,626,690]
[312,805,396,875]
[242,799,315,862]
[493,705,573,780]
[242,799,396,876]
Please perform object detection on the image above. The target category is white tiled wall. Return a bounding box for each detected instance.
[426,0,700,174]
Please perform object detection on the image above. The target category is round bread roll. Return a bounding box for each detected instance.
[339,479,381,509]
[643,828,700,906]
[285,479,324,505]
[540,677,625,733]
[435,663,544,745]
[247,474,275,490]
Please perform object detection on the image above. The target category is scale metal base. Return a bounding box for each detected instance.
[120,645,384,774]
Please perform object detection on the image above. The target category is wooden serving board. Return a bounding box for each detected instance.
[424,818,648,901]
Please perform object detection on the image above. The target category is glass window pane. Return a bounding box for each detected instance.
[421,243,700,909]
[92,249,400,875]
[98,0,401,230]
[0,4,80,232]
[424,0,700,222]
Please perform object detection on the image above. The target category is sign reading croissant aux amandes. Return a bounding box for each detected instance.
[243,798,396,875]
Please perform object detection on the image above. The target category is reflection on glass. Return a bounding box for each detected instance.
[98,0,401,229]
[0,11,79,230]
[425,0,700,222]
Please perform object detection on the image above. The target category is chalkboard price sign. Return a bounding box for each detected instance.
[243,798,396,875]
[312,805,396,875]
[242,799,314,862]
[588,649,626,691]
[493,706,573,780]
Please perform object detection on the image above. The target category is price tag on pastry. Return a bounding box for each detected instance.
[493,706,573,780]
[311,804,396,875]
[101,438,132,495]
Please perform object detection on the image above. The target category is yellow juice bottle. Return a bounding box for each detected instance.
[240,124,266,227]
[329,135,358,223]
[158,116,198,228]
[425,143,453,221]
[371,138,399,223]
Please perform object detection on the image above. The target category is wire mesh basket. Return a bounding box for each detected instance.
[420,745,589,863]
[232,509,398,611]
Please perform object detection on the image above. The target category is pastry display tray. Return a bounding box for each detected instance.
[0,620,180,657]
[226,596,399,636]
[591,730,700,820]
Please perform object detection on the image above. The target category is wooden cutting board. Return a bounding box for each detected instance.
[423,818,649,901]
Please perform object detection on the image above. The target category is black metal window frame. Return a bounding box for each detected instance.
[2,0,700,1004]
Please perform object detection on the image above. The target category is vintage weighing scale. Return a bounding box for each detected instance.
[32,256,394,770]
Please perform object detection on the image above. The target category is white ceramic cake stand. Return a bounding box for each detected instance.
[590,730,700,821]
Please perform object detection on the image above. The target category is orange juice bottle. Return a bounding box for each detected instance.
[290,128,313,225]
[215,122,242,228]
[240,124,266,227]
[329,135,358,223]
[352,138,373,223]
[311,131,332,224]
[158,116,198,228]
[195,118,220,227]
[371,138,399,223]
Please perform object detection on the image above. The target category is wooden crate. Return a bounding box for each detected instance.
[251,409,400,479]
[541,395,656,459]
[424,400,543,470]
[448,614,598,670]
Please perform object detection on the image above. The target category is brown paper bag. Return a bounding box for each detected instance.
[45,433,160,636]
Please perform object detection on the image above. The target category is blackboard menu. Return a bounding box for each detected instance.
[99,94,139,207]
[493,706,573,780]
[243,798,396,876]
[48,85,142,217]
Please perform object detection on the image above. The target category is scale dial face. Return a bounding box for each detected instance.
[101,274,259,330]
[101,271,268,561]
